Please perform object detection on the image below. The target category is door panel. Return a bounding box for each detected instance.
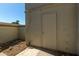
[30,10,42,47]
[42,12,56,50]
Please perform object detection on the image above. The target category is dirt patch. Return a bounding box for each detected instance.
[2,41,27,56]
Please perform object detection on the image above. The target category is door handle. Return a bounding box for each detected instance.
[42,32,44,34]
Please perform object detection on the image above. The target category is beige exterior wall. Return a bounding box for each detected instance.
[19,25,25,40]
[0,23,25,44]
[76,4,79,55]
[26,4,78,54]
[0,23,19,44]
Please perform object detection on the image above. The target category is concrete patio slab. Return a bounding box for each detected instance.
[0,52,7,56]
[16,47,54,56]
[0,47,54,56]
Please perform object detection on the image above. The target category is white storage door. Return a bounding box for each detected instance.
[42,12,56,50]
[30,9,42,47]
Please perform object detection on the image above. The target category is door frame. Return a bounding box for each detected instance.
[41,11,57,50]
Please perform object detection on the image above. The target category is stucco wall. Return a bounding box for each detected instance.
[76,4,79,55]
[26,4,78,54]
[0,23,19,44]
[19,25,25,40]
[0,23,25,44]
